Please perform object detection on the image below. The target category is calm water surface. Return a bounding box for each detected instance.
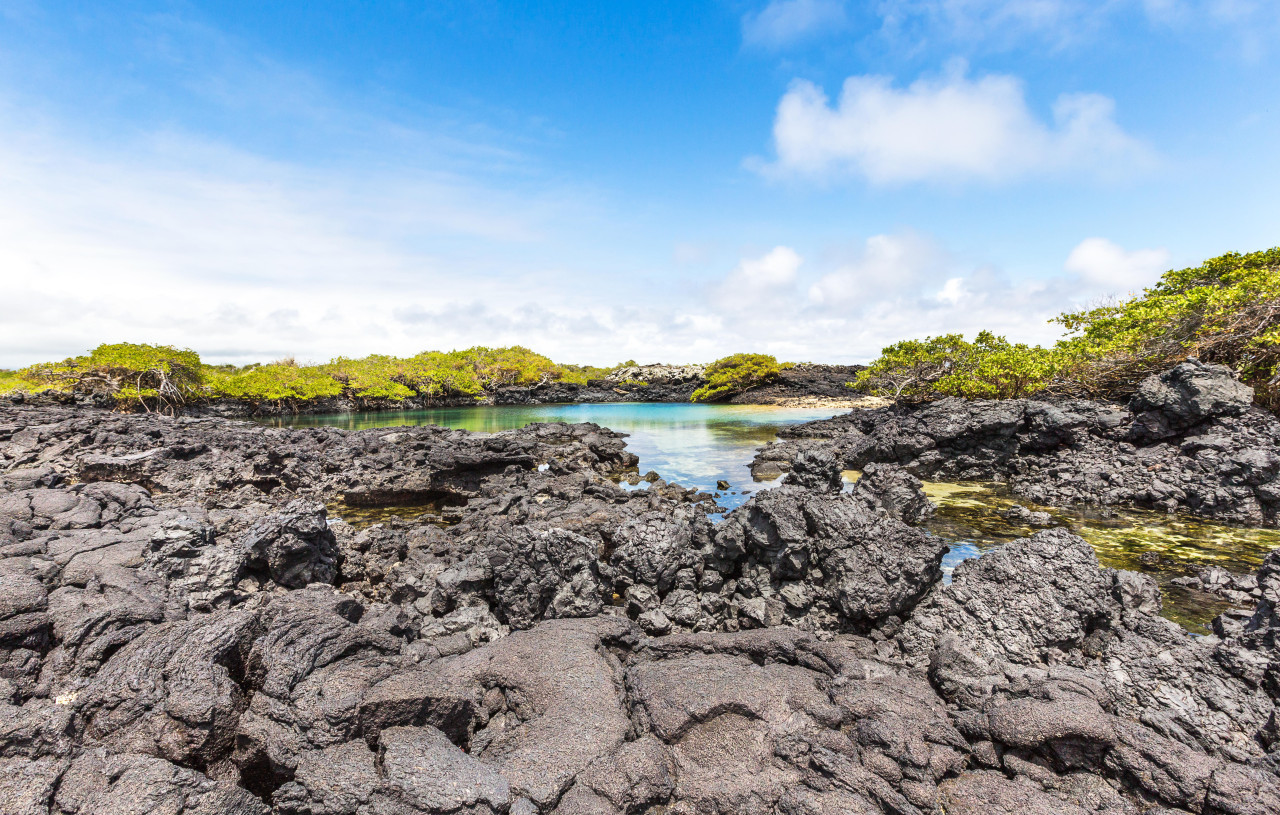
[264,402,842,509]
[913,478,1280,631]
[268,403,1280,631]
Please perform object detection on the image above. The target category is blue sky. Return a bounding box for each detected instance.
[1,0,1277,366]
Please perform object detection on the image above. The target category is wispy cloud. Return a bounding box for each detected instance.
[742,0,850,48]
[753,62,1152,185]
[874,0,1279,54]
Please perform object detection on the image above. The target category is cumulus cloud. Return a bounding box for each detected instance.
[807,232,950,306]
[742,0,849,48]
[759,64,1150,184]
[1064,237,1171,293]
[713,246,804,313]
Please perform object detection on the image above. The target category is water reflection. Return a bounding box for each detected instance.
[264,403,840,511]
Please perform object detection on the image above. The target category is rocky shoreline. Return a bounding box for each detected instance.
[754,360,1280,527]
[2,364,1279,814]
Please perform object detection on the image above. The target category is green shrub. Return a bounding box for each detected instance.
[18,343,205,411]
[462,346,560,388]
[1053,247,1280,404]
[851,332,1059,401]
[852,248,1280,408]
[208,363,345,404]
[556,363,620,386]
[692,354,785,402]
[0,370,26,395]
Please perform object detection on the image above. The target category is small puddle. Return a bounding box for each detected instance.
[326,497,465,530]
[849,472,1280,632]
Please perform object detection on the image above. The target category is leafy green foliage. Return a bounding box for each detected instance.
[556,363,620,386]
[691,353,785,402]
[853,248,1280,407]
[0,370,26,395]
[206,363,346,402]
[852,332,1058,401]
[18,343,205,410]
[1053,247,1280,403]
[8,343,640,410]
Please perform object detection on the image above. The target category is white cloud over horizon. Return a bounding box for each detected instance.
[758,64,1151,184]
[1064,237,1171,293]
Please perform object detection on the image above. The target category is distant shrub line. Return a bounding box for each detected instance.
[1,345,629,412]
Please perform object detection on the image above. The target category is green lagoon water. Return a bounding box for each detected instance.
[267,403,1280,631]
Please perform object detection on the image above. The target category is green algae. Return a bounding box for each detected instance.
[914,479,1280,632]
[325,498,463,530]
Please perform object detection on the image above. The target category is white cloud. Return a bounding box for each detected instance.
[716,246,804,311]
[1064,238,1171,292]
[742,0,849,48]
[808,232,950,306]
[759,64,1150,184]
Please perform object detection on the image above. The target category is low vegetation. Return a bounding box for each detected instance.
[10,248,1274,413]
[691,353,788,402]
[851,247,1280,408]
[2,344,639,412]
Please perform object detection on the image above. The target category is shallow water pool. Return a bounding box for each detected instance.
[262,402,842,511]
[915,478,1280,631]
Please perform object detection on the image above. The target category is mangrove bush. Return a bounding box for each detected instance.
[692,353,786,402]
[850,247,1280,408]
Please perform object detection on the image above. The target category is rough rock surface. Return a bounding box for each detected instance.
[757,359,1280,526]
[2,391,1279,814]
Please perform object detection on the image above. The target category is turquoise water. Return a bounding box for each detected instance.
[263,403,842,509]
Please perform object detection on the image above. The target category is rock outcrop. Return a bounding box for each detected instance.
[757,359,1280,526]
[1,389,1279,815]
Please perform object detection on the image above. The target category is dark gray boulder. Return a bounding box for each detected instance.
[715,485,946,632]
[898,529,1120,669]
[240,500,338,589]
[53,749,269,815]
[849,463,935,525]
[487,527,606,630]
[1129,360,1254,441]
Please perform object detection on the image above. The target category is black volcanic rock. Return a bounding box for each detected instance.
[757,363,1280,526]
[1,395,1279,814]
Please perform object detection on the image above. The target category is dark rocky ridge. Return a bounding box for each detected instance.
[755,360,1280,526]
[1,383,1278,814]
